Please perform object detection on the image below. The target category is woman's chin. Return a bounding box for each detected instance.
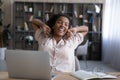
[59,33,66,37]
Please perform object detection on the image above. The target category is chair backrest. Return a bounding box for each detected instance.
[75,56,80,71]
[75,40,89,56]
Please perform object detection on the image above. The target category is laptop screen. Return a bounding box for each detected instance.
[5,50,51,80]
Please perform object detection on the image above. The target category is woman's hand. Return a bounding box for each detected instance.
[32,19,51,37]
[66,27,77,39]
[66,26,88,39]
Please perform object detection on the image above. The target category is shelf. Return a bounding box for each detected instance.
[15,30,34,33]
[88,31,102,34]
[13,1,102,60]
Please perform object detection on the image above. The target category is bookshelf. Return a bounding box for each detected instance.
[13,1,102,60]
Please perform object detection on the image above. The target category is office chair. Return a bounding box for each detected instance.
[75,40,89,69]
[75,56,80,71]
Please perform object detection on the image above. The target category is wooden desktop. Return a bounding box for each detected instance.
[0,72,120,80]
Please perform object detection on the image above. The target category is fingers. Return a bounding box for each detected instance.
[69,28,77,34]
[67,28,76,36]
[66,28,77,39]
[68,30,74,36]
[66,30,74,39]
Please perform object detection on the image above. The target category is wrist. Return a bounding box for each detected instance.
[74,27,79,32]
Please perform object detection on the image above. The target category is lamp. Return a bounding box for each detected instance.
[2,24,12,46]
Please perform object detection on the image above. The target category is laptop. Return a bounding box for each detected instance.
[5,50,51,80]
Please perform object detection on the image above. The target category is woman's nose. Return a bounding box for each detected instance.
[61,22,65,26]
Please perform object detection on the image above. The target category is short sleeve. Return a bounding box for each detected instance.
[70,33,84,49]
[34,29,43,41]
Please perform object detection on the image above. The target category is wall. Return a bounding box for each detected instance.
[1,0,12,48]
[2,0,11,27]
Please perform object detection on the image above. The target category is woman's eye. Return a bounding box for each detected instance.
[65,22,69,26]
[57,21,62,24]
[65,23,69,26]
[56,21,69,27]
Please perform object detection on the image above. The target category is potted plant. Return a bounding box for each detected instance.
[0,0,3,47]
[0,0,12,60]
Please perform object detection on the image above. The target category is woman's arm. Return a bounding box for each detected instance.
[32,19,51,36]
[67,26,88,37]
[75,26,88,36]
[32,19,47,31]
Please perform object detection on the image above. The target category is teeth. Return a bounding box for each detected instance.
[60,28,64,31]
[59,28,64,32]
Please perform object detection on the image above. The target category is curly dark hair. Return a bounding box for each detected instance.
[46,13,71,35]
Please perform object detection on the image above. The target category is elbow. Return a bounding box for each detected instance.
[32,19,40,26]
[83,25,89,33]
[82,26,89,36]
[86,26,89,33]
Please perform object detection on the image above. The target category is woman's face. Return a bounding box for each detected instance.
[53,16,70,37]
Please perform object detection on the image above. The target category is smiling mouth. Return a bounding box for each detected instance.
[58,28,65,33]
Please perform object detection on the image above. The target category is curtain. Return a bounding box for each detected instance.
[102,0,120,70]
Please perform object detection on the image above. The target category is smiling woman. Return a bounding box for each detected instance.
[52,16,69,37]
[47,14,70,43]
[32,13,88,73]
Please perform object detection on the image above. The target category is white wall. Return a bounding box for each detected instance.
[102,0,120,70]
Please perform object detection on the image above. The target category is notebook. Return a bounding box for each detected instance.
[71,70,117,80]
[5,49,51,80]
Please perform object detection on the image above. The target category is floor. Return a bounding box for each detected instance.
[0,60,7,72]
[79,60,119,72]
[0,60,119,72]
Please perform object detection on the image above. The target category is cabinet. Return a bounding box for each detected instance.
[13,1,102,60]
[13,2,38,50]
[85,4,102,60]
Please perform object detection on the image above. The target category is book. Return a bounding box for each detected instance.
[24,22,29,31]
[74,10,78,18]
[71,70,117,80]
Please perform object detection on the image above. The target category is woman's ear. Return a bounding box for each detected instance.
[69,25,72,29]
[52,26,54,29]
[52,25,55,30]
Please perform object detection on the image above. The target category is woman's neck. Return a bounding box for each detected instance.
[53,35,62,43]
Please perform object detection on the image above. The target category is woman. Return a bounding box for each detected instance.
[32,14,88,72]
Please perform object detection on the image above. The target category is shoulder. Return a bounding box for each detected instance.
[75,33,84,38]
[35,29,42,36]
[72,33,84,41]
[66,33,84,47]
[34,29,48,41]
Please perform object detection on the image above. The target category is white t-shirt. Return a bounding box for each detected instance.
[35,29,83,72]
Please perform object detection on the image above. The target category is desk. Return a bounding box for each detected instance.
[0,72,120,80]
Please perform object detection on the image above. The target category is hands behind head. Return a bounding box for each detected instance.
[32,19,51,37]
[66,27,77,39]
[43,26,77,39]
